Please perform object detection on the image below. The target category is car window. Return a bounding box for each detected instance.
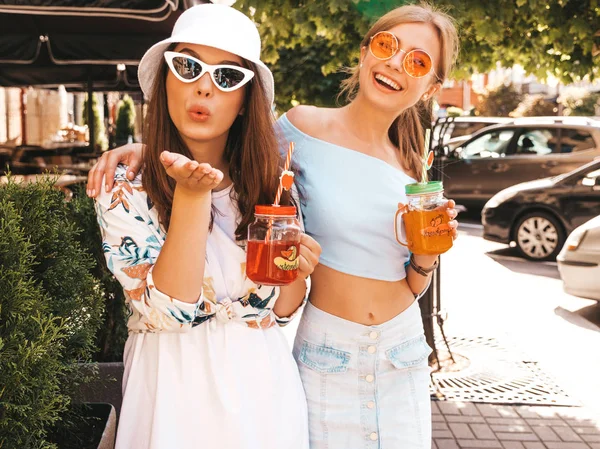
[514,128,559,156]
[559,128,596,153]
[461,129,515,158]
[450,122,492,138]
[580,168,600,187]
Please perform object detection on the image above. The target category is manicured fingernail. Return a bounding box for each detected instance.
[91,189,96,197]
[105,185,110,192]
[86,189,90,196]
[128,171,134,179]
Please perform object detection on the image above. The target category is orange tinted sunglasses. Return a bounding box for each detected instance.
[369,31,439,80]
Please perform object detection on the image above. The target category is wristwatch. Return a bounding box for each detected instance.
[409,254,439,277]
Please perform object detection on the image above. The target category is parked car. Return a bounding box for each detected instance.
[432,116,513,150]
[441,116,600,207]
[557,215,600,301]
[482,159,600,261]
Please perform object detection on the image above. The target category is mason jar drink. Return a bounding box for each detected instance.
[394,181,453,255]
[246,205,302,286]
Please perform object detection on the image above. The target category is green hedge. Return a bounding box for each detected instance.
[68,186,128,363]
[0,176,116,448]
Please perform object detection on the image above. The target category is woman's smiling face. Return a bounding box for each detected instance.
[358,22,442,113]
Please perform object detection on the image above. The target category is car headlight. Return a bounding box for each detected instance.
[484,189,517,209]
[565,228,588,251]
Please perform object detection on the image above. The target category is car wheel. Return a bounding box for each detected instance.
[514,211,565,261]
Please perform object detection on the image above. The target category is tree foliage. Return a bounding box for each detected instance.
[511,95,558,117]
[476,83,523,116]
[234,0,599,110]
[560,89,600,116]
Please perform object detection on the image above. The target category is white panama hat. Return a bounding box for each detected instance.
[138,4,274,106]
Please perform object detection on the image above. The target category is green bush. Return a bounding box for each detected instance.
[115,95,136,146]
[0,177,105,448]
[68,186,128,363]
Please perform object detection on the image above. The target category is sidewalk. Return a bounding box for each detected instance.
[431,400,600,449]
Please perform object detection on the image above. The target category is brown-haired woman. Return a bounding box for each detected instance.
[93,4,319,449]
[89,3,459,448]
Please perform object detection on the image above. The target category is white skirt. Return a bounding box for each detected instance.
[116,320,309,449]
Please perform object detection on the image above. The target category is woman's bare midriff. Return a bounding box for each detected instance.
[308,264,417,326]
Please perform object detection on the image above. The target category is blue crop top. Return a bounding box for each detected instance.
[276,113,417,282]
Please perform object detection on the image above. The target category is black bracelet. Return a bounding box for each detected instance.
[409,254,439,277]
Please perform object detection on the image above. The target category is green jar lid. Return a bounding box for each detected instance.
[405,181,444,195]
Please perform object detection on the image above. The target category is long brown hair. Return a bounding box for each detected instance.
[339,2,459,181]
[142,48,290,240]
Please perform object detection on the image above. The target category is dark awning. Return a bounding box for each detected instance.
[0,0,189,90]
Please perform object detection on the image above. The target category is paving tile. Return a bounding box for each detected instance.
[523,443,545,449]
[447,415,487,424]
[529,407,561,419]
[433,422,450,431]
[487,418,528,426]
[531,425,561,442]
[470,424,496,440]
[439,402,463,415]
[457,440,503,448]
[525,419,568,427]
[476,404,502,418]
[573,427,600,435]
[496,433,540,442]
[449,423,476,439]
[496,407,520,418]
[434,430,454,439]
[501,443,525,449]
[460,402,483,416]
[553,426,583,442]
[436,439,460,449]
[545,443,590,449]
[515,408,541,419]
[490,425,531,433]
[582,435,600,443]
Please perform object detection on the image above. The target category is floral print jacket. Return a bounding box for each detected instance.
[95,165,305,333]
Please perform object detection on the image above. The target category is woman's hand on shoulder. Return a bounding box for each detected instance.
[87,143,145,197]
[161,151,223,194]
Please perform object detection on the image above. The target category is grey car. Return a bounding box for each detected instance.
[441,117,600,207]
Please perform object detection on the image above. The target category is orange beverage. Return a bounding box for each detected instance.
[402,209,453,255]
[246,205,302,286]
[246,240,301,286]
[394,181,454,256]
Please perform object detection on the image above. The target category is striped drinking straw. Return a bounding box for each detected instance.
[273,141,295,206]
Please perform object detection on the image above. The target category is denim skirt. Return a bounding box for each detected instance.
[292,299,432,449]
